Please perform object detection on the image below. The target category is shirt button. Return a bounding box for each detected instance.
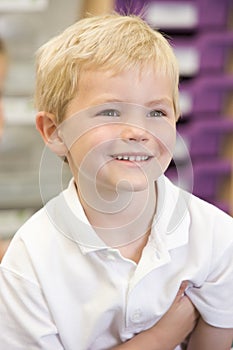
[102,251,116,261]
[107,254,116,261]
[131,309,142,323]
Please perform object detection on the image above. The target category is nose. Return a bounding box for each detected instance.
[120,124,149,142]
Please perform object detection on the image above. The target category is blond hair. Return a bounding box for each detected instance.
[35,13,180,123]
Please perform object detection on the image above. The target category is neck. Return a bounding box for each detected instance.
[75,179,157,252]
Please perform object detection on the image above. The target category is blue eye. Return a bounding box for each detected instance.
[147,110,165,118]
[96,109,120,117]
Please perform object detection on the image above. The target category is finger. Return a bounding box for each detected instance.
[177,281,188,298]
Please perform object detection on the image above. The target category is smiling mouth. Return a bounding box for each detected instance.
[111,154,152,162]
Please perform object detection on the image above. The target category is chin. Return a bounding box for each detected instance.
[115,176,152,193]
[97,167,162,194]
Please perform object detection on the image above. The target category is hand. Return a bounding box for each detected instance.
[154,281,199,349]
[112,282,199,350]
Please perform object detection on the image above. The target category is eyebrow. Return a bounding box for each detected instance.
[91,97,173,108]
[90,98,123,106]
[144,98,173,108]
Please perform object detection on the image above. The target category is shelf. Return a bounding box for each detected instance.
[0,0,48,12]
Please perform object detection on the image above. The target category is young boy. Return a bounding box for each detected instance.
[0,14,232,350]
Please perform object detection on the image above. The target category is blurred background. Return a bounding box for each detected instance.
[0,0,232,243]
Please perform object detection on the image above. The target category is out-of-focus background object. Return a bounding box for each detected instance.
[0,0,232,245]
[0,0,114,242]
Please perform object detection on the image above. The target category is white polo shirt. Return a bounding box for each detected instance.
[0,175,233,350]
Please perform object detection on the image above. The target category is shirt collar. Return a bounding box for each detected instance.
[46,176,191,254]
[45,178,107,254]
[153,175,191,249]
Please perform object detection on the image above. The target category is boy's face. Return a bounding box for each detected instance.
[58,67,176,196]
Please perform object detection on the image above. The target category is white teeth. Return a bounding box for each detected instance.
[114,155,149,161]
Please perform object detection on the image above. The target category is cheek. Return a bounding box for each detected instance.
[150,120,176,155]
[69,127,112,165]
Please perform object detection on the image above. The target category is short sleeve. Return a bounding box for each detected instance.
[186,240,233,328]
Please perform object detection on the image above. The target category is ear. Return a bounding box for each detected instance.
[36,111,67,156]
